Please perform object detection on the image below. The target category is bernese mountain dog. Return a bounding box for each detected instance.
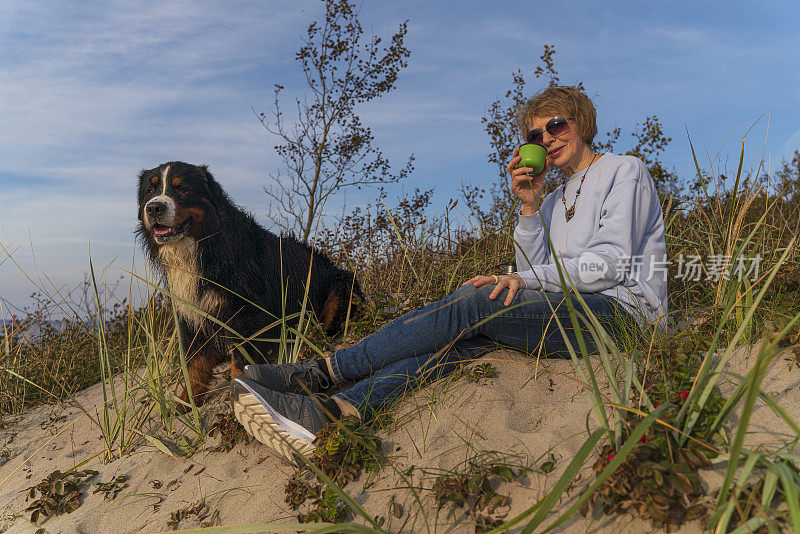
[136,161,361,410]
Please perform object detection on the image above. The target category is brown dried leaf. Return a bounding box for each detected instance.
[671,473,694,494]
[391,500,403,518]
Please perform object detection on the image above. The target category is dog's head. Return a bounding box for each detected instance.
[137,161,220,246]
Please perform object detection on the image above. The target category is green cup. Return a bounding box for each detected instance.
[518,143,547,175]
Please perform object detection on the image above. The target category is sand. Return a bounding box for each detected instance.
[1,342,798,533]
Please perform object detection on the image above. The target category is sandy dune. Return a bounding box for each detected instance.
[1,342,797,533]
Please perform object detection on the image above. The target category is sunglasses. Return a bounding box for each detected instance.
[525,116,574,145]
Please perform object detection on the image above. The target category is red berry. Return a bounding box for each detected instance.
[606,453,615,460]
[678,390,689,400]
[639,435,647,443]
[653,402,659,408]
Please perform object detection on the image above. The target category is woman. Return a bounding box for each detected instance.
[230,85,668,462]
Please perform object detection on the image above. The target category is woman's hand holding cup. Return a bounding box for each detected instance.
[507,146,549,214]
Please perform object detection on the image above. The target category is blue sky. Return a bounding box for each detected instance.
[1,0,799,312]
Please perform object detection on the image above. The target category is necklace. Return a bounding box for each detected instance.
[562,153,597,222]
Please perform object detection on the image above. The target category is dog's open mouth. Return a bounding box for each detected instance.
[152,218,192,243]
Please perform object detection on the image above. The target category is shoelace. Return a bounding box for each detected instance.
[289,362,331,391]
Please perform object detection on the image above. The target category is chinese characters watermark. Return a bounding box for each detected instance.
[576,253,761,284]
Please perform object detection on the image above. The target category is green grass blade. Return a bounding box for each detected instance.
[774,462,800,531]
[169,297,201,432]
[712,368,800,438]
[292,444,384,530]
[761,468,779,508]
[715,342,772,511]
[727,515,765,534]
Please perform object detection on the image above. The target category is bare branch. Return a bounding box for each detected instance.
[257,0,412,241]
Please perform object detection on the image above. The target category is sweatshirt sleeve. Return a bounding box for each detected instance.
[513,194,553,272]
[519,159,656,293]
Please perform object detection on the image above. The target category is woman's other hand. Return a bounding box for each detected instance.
[461,273,527,306]
[507,146,549,215]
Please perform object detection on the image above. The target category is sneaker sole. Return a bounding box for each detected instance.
[233,389,317,463]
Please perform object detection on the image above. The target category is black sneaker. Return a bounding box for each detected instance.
[231,376,330,461]
[243,358,335,394]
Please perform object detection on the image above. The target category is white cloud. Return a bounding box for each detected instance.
[781,128,800,160]
[0,0,317,183]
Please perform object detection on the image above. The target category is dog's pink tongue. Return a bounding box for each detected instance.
[154,227,172,235]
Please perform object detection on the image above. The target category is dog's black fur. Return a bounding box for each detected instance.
[136,161,361,408]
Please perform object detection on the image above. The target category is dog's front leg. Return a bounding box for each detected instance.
[230,353,244,380]
[176,352,217,412]
[174,322,223,413]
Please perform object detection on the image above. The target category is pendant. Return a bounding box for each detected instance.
[565,206,575,221]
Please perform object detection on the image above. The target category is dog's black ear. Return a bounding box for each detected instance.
[200,165,226,207]
[136,169,149,221]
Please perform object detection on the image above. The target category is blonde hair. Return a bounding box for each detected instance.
[517,85,598,144]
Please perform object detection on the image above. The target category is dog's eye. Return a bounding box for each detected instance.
[146,185,156,194]
[178,186,190,194]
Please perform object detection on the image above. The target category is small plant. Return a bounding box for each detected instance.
[284,415,384,524]
[463,362,499,382]
[23,469,98,525]
[296,485,350,524]
[310,415,384,486]
[430,459,518,532]
[165,500,219,530]
[538,453,557,474]
[92,474,129,500]
[206,408,252,452]
[580,439,713,531]
[644,332,728,447]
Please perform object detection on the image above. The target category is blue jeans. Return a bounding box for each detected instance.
[332,284,634,420]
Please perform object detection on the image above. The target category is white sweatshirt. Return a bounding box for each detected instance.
[514,153,668,327]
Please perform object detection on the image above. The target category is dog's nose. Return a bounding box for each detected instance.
[146,201,166,217]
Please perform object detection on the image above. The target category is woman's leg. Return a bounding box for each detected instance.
[330,284,631,384]
[334,335,497,419]
[330,286,633,419]
[231,285,634,461]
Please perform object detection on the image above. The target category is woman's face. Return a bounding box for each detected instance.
[528,114,587,173]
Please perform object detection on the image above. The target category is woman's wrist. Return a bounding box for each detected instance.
[519,196,541,216]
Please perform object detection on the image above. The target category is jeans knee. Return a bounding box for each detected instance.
[450,283,475,298]
[445,285,499,325]
[451,283,493,301]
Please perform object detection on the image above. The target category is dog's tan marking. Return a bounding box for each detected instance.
[230,354,244,379]
[320,292,342,332]
[178,348,218,410]
[150,175,159,185]
[171,177,182,187]
[176,206,206,239]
